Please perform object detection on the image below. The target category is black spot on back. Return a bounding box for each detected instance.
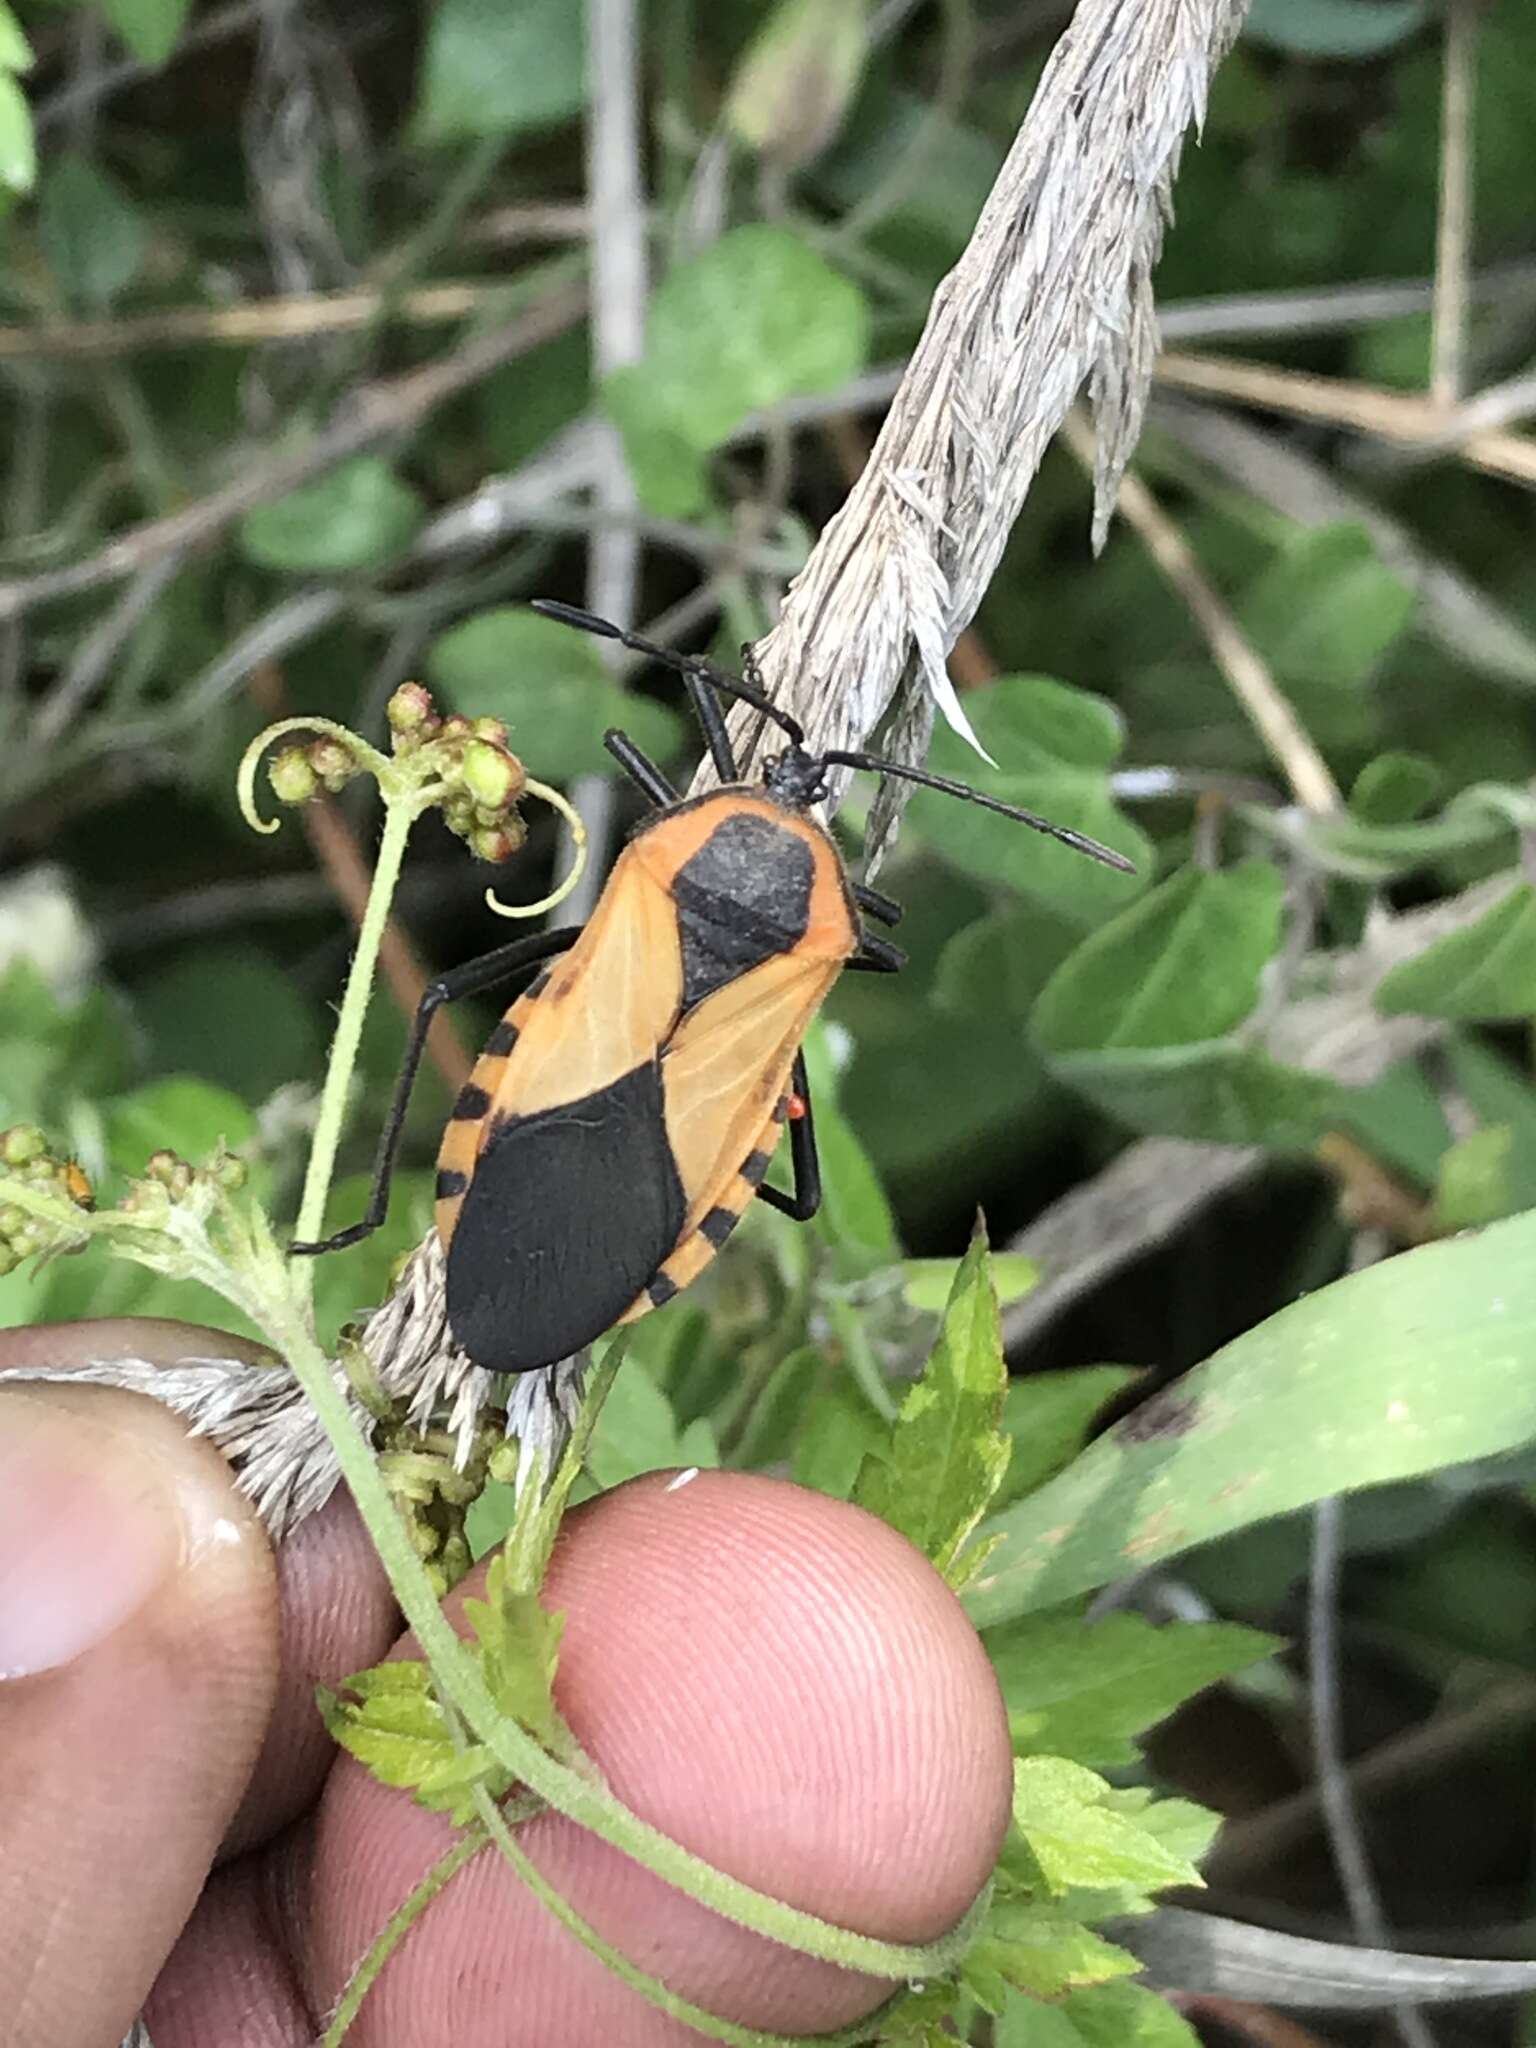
[700,1206,737,1247]
[673,812,814,1010]
[741,1149,772,1187]
[436,1168,468,1199]
[485,1018,518,1056]
[445,1060,684,1374]
[454,1082,491,1122]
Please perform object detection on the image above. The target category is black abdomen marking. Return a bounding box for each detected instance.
[673,812,814,1010]
[445,1059,685,1374]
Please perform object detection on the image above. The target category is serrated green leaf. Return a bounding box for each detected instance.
[997,1369,1141,1511]
[967,1209,1536,1626]
[1349,751,1441,826]
[1012,1758,1204,1897]
[913,678,1147,927]
[1238,523,1415,687]
[411,0,585,145]
[1034,864,1284,1055]
[464,1548,568,1750]
[1060,1981,1203,2048]
[903,1253,1037,1315]
[240,456,423,573]
[1377,884,1536,1021]
[792,1380,887,1499]
[100,0,193,67]
[103,1077,255,1176]
[964,1899,1138,2009]
[994,1994,1089,2048]
[0,71,32,194]
[987,1611,1279,1767]
[39,153,146,306]
[321,1666,513,1825]
[854,1227,1010,1585]
[425,607,684,780]
[603,227,868,517]
[1245,0,1427,59]
[1034,1037,1338,1149]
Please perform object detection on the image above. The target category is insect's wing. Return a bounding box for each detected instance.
[440,847,687,1374]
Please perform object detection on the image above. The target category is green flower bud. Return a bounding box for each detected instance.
[725,0,868,172]
[461,739,526,812]
[268,747,320,806]
[472,716,509,745]
[1,1125,47,1168]
[470,819,526,864]
[387,681,438,738]
[308,738,358,793]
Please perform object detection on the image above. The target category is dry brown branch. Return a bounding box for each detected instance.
[1155,351,1536,488]
[1060,409,1340,813]
[699,0,1251,802]
[0,283,587,623]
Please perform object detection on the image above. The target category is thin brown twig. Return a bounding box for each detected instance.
[1155,351,1536,488]
[1430,0,1480,407]
[0,281,588,624]
[249,666,470,1097]
[1061,410,1340,813]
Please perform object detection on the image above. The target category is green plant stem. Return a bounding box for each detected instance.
[261,1287,987,1981]
[322,1823,492,2047]
[471,1780,908,2048]
[292,788,422,1251]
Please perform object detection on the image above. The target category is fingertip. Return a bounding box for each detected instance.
[306,1468,1010,2043]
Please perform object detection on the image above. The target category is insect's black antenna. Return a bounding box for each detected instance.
[531,599,806,746]
[821,751,1136,872]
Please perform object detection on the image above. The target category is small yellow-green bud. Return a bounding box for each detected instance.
[470,820,526,863]
[461,738,526,812]
[0,1204,24,1236]
[387,681,438,737]
[472,716,509,745]
[1,1125,47,1168]
[488,1440,520,1485]
[308,738,358,793]
[211,1153,248,1192]
[441,714,472,741]
[269,747,319,805]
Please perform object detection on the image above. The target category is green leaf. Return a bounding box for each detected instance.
[411,0,585,145]
[1349,751,1442,826]
[1440,1037,1536,1213]
[38,153,146,306]
[799,1018,901,1263]
[103,1077,256,1176]
[998,1982,1202,2048]
[321,1662,515,1826]
[1035,864,1284,1053]
[792,1381,887,1499]
[603,227,868,517]
[987,1611,1280,1767]
[1011,1758,1204,1897]
[1432,1124,1514,1232]
[0,4,33,74]
[0,71,32,195]
[725,0,868,171]
[913,678,1148,927]
[1238,524,1415,690]
[240,456,423,573]
[100,0,193,67]
[997,1369,1141,1512]
[135,944,322,1100]
[1245,0,1428,59]
[308,1171,437,1354]
[903,1252,1037,1315]
[963,1898,1138,2009]
[463,1548,568,1750]
[425,607,684,780]
[585,1358,720,1488]
[966,1210,1536,1626]
[1377,884,1536,1021]
[1031,864,1333,1147]
[853,1226,1010,1587]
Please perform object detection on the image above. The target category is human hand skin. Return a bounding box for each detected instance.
[0,1320,1012,2048]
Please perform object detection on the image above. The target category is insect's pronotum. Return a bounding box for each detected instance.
[293,603,1132,1372]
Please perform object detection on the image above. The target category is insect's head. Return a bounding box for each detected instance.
[528,600,1135,875]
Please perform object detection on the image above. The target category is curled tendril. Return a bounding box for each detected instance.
[237,717,390,835]
[484,778,589,920]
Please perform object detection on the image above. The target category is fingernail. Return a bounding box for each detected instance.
[0,1390,184,1679]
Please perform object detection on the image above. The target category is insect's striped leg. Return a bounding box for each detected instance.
[289,924,581,1257]
[853,883,903,927]
[847,932,906,973]
[755,1053,822,1223]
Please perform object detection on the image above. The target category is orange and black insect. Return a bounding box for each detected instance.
[292,602,1132,1372]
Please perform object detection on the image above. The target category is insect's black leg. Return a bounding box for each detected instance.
[683,670,741,783]
[852,883,903,928]
[605,728,680,807]
[290,925,582,1257]
[756,1054,822,1222]
[847,932,906,973]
